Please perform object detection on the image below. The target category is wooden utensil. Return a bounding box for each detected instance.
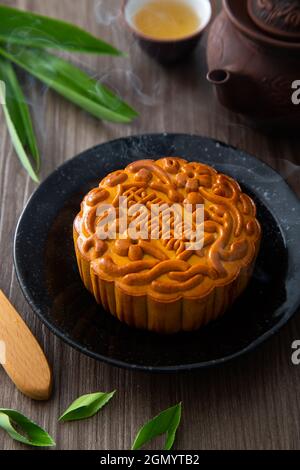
[0,290,52,400]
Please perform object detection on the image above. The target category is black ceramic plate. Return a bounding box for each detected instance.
[14,134,300,372]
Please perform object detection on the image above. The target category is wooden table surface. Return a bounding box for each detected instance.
[1,0,300,451]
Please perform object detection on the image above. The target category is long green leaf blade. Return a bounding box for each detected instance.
[0,57,40,170]
[59,391,116,422]
[0,5,123,56]
[0,409,55,447]
[132,403,182,451]
[0,76,39,182]
[0,46,138,123]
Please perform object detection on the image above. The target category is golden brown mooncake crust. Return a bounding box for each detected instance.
[73,158,261,334]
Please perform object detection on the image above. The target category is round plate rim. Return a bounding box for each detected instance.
[13,133,300,372]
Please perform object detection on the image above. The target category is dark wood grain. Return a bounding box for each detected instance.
[0,0,300,450]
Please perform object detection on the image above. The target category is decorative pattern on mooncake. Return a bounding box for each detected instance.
[74,158,261,334]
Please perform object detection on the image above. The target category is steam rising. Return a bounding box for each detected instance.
[3,0,298,192]
[93,0,163,107]
[94,0,121,26]
[98,67,163,107]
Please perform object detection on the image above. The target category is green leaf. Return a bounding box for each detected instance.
[0,409,55,447]
[59,391,116,422]
[0,57,40,171]
[0,46,138,123]
[0,104,39,181]
[132,403,182,451]
[0,64,39,182]
[0,5,124,56]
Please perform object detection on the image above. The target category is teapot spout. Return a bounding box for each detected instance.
[207,69,259,114]
[207,69,231,86]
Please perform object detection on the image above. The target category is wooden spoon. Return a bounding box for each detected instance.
[0,290,52,400]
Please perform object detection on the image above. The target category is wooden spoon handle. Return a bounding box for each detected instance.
[0,290,52,401]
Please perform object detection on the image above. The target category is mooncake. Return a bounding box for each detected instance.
[74,158,261,334]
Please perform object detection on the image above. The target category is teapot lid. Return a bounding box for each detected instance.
[248,0,300,41]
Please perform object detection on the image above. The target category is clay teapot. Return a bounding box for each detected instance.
[207,0,300,128]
